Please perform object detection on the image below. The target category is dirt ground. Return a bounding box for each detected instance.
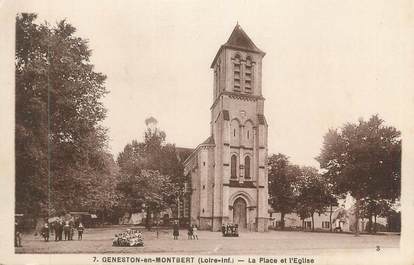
[15,226,400,255]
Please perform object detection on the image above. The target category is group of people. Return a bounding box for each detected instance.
[222,223,239,237]
[112,229,144,247]
[41,219,85,242]
[172,223,199,240]
[187,225,198,240]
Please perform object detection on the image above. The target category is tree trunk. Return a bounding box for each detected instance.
[355,198,360,236]
[329,204,333,232]
[368,213,372,234]
[280,212,285,230]
[374,214,377,234]
[311,212,315,232]
[146,207,151,231]
[102,210,105,227]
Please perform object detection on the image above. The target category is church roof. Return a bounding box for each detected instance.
[224,24,263,53]
[201,136,215,145]
[211,24,265,68]
[175,147,194,162]
[182,136,215,167]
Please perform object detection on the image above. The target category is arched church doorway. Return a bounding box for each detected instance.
[233,197,247,230]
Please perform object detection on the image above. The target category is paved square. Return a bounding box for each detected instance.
[15,226,400,255]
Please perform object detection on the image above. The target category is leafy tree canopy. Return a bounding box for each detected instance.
[268,153,301,229]
[116,118,184,218]
[317,114,401,201]
[295,167,337,226]
[15,13,116,218]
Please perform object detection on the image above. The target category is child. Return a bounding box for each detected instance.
[113,234,119,246]
[41,223,49,242]
[77,223,84,240]
[192,225,198,240]
[187,225,193,240]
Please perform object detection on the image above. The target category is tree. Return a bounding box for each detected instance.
[15,13,115,219]
[116,118,184,226]
[268,153,301,230]
[295,167,337,231]
[117,169,179,226]
[317,115,401,235]
[360,198,393,233]
[15,13,50,218]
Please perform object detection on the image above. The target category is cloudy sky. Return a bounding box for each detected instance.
[7,0,412,167]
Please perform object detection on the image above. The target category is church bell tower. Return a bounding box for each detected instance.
[209,24,269,232]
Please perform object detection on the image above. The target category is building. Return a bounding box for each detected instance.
[183,24,269,232]
[269,206,390,232]
[269,208,341,231]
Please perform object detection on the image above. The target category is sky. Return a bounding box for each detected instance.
[10,0,412,167]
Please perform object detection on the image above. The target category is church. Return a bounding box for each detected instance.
[183,24,269,232]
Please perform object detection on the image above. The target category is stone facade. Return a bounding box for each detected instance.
[184,24,269,232]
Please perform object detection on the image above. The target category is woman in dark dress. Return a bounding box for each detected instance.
[173,223,179,240]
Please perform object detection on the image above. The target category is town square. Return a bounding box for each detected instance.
[2,0,414,264]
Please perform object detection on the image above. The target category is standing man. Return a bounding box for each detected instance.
[69,220,75,240]
[57,220,64,241]
[54,221,61,241]
[63,221,70,240]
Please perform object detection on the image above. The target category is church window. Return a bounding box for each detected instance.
[233,54,241,91]
[203,185,205,190]
[234,129,236,137]
[244,121,254,147]
[231,155,237,178]
[244,156,251,179]
[245,57,253,92]
[203,162,205,166]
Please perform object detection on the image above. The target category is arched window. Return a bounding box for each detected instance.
[244,156,251,179]
[230,119,240,146]
[233,54,241,91]
[244,120,254,147]
[231,155,237,179]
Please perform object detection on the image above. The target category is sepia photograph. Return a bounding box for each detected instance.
[1,0,414,264]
